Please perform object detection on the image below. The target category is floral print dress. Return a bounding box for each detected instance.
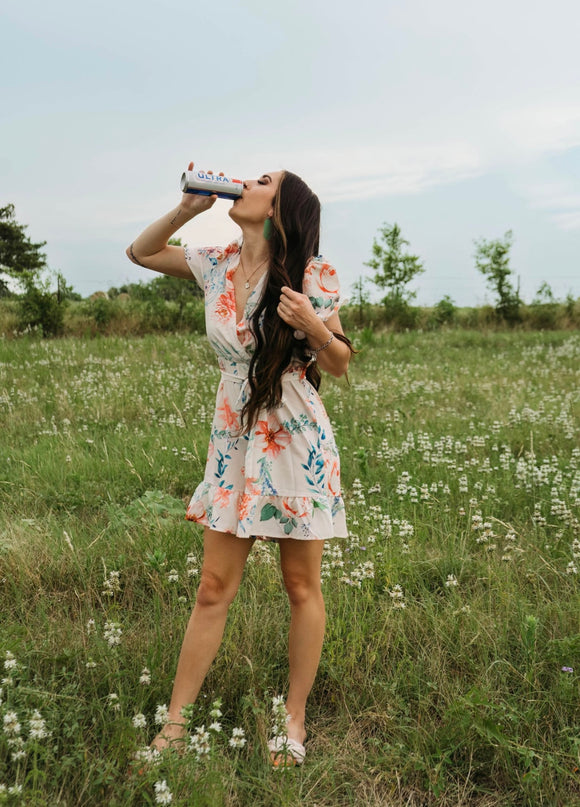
[183,240,348,542]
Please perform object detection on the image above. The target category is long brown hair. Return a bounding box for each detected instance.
[241,171,354,431]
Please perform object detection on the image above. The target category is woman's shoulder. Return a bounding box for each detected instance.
[196,239,241,263]
[303,255,341,319]
[303,255,340,294]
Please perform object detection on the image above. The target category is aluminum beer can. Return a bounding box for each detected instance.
[180,170,243,200]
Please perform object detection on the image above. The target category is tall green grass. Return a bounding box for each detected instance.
[0,330,579,806]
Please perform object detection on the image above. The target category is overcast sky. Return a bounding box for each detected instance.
[2,0,579,305]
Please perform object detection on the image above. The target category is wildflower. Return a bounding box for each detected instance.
[209,699,223,719]
[29,709,49,740]
[154,704,169,726]
[139,667,151,685]
[445,574,458,588]
[134,746,161,764]
[271,696,290,737]
[154,779,173,805]
[561,666,574,674]
[132,713,147,729]
[209,722,222,732]
[167,569,179,583]
[107,693,121,711]
[189,726,211,757]
[102,570,121,597]
[103,621,122,647]
[86,659,97,669]
[3,711,21,736]
[229,727,247,748]
[4,651,17,672]
[388,585,406,609]
[566,561,578,575]
[86,618,96,634]
[7,785,23,795]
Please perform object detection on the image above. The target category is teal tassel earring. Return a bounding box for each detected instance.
[263,217,273,240]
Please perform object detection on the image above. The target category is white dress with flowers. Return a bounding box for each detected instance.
[183,240,348,542]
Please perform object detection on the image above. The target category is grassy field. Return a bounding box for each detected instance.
[0,329,579,806]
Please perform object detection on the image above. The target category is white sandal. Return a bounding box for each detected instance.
[268,735,306,767]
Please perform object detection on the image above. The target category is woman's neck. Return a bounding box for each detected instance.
[240,225,270,266]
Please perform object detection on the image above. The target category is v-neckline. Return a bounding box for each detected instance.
[229,257,267,329]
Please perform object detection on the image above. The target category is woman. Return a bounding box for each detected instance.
[126,162,353,767]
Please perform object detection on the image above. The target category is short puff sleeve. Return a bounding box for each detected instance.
[183,241,241,291]
[302,257,341,322]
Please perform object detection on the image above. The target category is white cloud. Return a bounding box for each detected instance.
[498,101,580,158]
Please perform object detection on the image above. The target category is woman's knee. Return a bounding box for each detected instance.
[195,569,239,609]
[282,573,323,607]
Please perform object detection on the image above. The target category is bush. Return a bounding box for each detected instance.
[434,294,456,326]
[17,272,67,336]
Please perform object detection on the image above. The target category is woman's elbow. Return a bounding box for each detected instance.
[126,244,146,267]
[328,356,350,378]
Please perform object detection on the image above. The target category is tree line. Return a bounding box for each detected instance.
[0,204,577,336]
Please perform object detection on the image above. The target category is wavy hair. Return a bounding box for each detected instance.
[241,171,354,432]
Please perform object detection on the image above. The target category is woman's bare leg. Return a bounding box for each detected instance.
[151,527,255,751]
[277,538,326,753]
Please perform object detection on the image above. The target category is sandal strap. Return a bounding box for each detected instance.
[268,735,306,763]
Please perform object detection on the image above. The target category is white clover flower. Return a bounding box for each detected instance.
[445,574,458,588]
[103,621,122,647]
[154,704,169,726]
[154,779,173,805]
[3,711,21,736]
[139,667,151,685]
[132,713,147,729]
[29,709,49,740]
[229,727,247,748]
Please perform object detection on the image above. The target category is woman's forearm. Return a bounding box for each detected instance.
[131,205,198,258]
[305,320,351,377]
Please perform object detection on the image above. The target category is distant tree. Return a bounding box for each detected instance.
[474,229,521,322]
[365,222,424,324]
[350,276,372,326]
[0,204,47,296]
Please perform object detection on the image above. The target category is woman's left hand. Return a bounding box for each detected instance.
[277,286,319,333]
